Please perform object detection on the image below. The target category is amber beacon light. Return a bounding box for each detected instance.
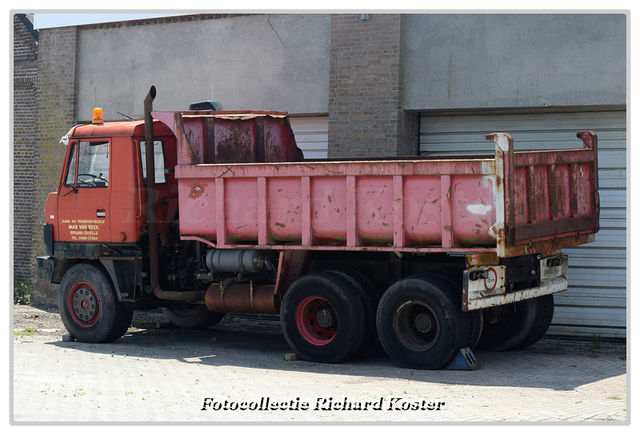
[92,108,104,124]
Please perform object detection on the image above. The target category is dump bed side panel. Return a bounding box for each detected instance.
[175,159,499,253]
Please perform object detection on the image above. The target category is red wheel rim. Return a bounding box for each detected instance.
[68,282,100,327]
[296,296,337,346]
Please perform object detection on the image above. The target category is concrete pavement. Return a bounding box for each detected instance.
[12,308,628,423]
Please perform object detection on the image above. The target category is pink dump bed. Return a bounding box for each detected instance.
[176,158,498,251]
[157,110,599,257]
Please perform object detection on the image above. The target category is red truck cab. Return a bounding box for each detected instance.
[44,113,178,247]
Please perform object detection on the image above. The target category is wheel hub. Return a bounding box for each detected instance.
[316,308,335,329]
[72,286,98,324]
[393,300,440,352]
[296,297,337,345]
[414,312,433,333]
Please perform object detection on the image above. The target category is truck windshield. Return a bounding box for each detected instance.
[65,141,110,188]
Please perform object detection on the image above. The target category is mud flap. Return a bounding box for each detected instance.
[445,347,481,371]
[36,256,55,281]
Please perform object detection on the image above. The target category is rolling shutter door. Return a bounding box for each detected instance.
[420,111,627,339]
[289,116,329,159]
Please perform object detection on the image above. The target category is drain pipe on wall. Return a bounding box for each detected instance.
[144,86,205,302]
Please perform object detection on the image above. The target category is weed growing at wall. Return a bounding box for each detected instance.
[14,280,31,305]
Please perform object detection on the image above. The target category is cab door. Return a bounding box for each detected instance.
[57,139,112,243]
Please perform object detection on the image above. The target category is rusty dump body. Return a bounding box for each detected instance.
[157,109,599,259]
[38,92,600,368]
[156,108,599,312]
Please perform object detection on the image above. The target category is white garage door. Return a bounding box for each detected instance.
[289,116,329,159]
[420,110,627,339]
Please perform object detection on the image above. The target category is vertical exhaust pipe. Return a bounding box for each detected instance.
[144,86,205,302]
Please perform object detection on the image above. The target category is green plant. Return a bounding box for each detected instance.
[14,280,31,305]
[14,328,37,337]
[591,334,602,349]
[553,338,562,349]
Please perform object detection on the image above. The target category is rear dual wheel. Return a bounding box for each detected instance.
[280,271,368,363]
[331,268,380,352]
[435,274,484,351]
[282,270,479,369]
[162,304,226,329]
[376,273,475,369]
[476,294,554,351]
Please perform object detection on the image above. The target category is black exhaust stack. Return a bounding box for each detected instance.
[144,86,205,302]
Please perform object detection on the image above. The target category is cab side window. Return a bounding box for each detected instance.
[140,140,167,185]
[64,143,77,187]
[65,141,110,188]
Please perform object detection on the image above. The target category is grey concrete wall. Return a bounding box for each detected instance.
[75,13,626,121]
[76,14,331,121]
[403,14,627,111]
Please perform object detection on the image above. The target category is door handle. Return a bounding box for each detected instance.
[97,210,106,218]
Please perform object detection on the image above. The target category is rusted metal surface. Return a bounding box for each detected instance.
[500,233,596,258]
[463,254,569,311]
[508,132,599,243]
[157,109,599,258]
[273,250,311,297]
[205,282,279,314]
[152,110,303,166]
[465,252,499,267]
[463,277,567,311]
[487,131,599,257]
[175,157,499,252]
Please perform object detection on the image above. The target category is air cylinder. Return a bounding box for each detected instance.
[206,249,265,274]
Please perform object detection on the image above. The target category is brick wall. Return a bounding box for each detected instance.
[328,14,418,158]
[13,15,38,283]
[29,25,80,304]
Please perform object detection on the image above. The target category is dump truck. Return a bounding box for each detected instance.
[37,87,600,369]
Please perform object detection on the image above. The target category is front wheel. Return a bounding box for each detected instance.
[58,263,132,343]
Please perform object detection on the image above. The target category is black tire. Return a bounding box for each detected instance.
[280,271,367,363]
[162,304,226,329]
[476,294,555,351]
[58,263,132,343]
[467,309,484,350]
[330,268,380,353]
[433,273,483,350]
[515,294,555,349]
[376,273,471,369]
